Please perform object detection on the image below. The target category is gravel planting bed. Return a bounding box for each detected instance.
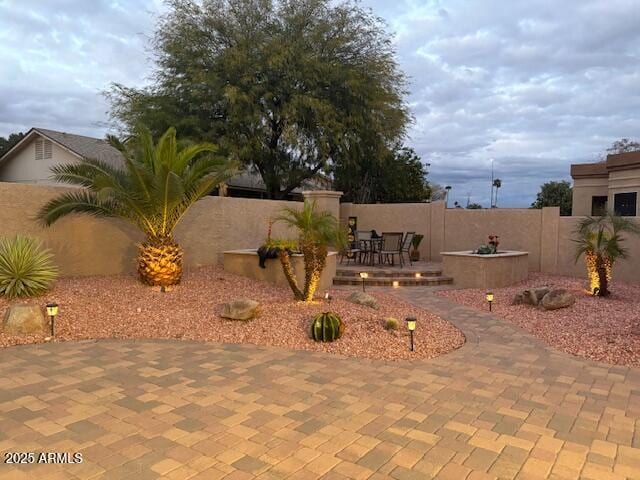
[437,273,640,367]
[0,266,464,361]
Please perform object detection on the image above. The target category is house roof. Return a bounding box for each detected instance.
[0,127,124,170]
[571,151,640,179]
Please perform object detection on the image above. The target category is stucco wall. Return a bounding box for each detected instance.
[0,182,299,277]
[572,177,609,216]
[0,138,80,184]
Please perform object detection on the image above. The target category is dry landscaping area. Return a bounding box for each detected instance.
[0,265,464,361]
[438,273,640,367]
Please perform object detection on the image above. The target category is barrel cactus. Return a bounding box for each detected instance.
[310,312,345,342]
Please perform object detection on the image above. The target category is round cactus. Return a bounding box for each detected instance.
[310,312,345,342]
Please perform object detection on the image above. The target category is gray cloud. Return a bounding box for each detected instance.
[2,0,639,207]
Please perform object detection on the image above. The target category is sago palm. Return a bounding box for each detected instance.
[274,200,345,302]
[38,126,238,286]
[574,212,640,296]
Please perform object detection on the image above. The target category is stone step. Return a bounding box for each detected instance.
[336,269,443,278]
[333,275,453,287]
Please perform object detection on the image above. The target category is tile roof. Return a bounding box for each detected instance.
[34,128,125,169]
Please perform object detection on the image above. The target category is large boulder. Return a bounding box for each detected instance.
[221,298,260,321]
[346,292,378,309]
[3,305,47,335]
[541,289,575,311]
[522,287,550,306]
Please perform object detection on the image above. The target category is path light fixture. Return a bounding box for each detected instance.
[46,302,59,337]
[415,273,421,278]
[406,316,417,351]
[324,292,332,304]
[359,272,368,292]
[392,281,400,288]
[486,291,494,311]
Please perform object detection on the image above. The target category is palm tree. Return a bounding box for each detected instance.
[38,126,239,286]
[574,212,640,296]
[492,179,502,207]
[274,200,345,302]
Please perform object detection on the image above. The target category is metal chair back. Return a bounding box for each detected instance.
[401,232,415,253]
[380,232,403,252]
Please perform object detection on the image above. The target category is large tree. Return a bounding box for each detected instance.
[335,145,430,203]
[531,180,572,216]
[108,0,410,199]
[0,132,25,157]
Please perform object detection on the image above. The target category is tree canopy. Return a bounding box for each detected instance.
[334,146,430,203]
[0,132,25,157]
[107,0,410,200]
[531,180,572,216]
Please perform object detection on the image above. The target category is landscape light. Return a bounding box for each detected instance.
[324,292,332,303]
[392,281,399,288]
[46,302,59,337]
[415,273,421,278]
[359,272,368,292]
[405,317,417,351]
[486,292,494,311]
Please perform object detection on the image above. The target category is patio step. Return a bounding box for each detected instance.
[333,275,453,287]
[335,268,444,278]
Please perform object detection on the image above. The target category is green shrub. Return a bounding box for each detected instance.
[310,312,344,342]
[0,235,58,298]
[384,317,399,330]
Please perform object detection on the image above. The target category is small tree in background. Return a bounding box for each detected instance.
[531,181,572,216]
[492,179,502,207]
[0,132,25,157]
[574,213,640,296]
[467,203,483,209]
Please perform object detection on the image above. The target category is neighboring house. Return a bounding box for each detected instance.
[571,151,640,216]
[0,127,331,199]
[0,128,123,184]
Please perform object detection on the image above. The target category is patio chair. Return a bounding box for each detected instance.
[340,231,361,265]
[400,232,415,267]
[378,232,404,267]
[356,230,373,264]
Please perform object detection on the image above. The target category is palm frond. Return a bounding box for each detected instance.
[37,190,122,226]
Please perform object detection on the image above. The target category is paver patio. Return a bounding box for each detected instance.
[1,288,639,479]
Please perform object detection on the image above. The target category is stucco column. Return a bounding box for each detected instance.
[540,206,560,274]
[430,201,446,262]
[302,190,343,220]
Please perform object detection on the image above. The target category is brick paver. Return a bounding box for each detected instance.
[1,288,640,479]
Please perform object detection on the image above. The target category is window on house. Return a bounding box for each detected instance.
[614,192,637,216]
[591,196,608,216]
[35,139,53,160]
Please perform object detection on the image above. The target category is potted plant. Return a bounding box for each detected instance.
[410,234,424,261]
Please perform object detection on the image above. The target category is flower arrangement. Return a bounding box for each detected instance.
[475,234,500,254]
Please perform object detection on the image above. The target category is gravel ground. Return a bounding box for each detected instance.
[0,266,464,361]
[437,273,640,367]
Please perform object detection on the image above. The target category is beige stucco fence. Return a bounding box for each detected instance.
[2,181,640,284]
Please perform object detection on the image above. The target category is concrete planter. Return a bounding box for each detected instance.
[223,249,337,292]
[441,250,529,289]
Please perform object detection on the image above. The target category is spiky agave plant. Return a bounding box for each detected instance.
[574,212,640,296]
[38,126,238,286]
[0,235,58,298]
[274,200,345,302]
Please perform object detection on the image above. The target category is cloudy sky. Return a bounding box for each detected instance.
[1,0,639,207]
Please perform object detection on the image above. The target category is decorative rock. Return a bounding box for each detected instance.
[541,289,576,310]
[3,305,47,335]
[346,292,378,309]
[522,287,550,306]
[221,298,260,320]
[512,293,526,305]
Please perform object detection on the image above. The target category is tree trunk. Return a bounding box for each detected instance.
[302,242,327,302]
[277,250,303,300]
[596,254,609,296]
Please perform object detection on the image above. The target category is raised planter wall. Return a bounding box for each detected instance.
[223,249,337,292]
[441,250,529,289]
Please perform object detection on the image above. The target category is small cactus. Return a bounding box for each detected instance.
[384,317,399,330]
[310,312,345,342]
